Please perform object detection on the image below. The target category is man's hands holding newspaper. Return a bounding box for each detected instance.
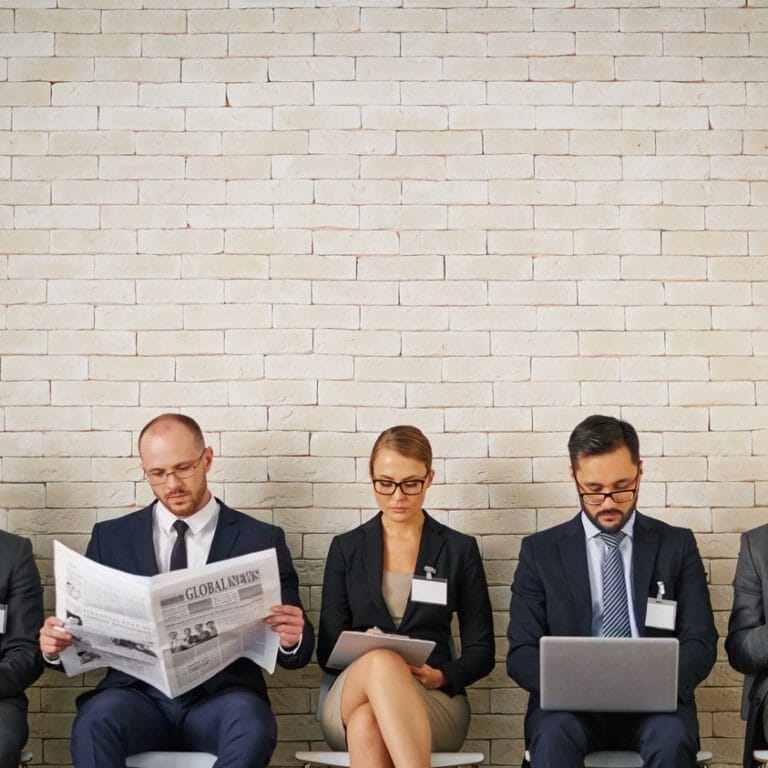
[40,605,305,660]
[39,616,72,661]
[266,604,304,651]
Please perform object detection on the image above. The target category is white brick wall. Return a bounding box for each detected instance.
[0,0,764,764]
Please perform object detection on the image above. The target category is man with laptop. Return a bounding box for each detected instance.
[507,415,717,767]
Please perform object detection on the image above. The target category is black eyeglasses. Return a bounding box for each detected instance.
[372,476,429,496]
[143,449,207,486]
[575,473,639,507]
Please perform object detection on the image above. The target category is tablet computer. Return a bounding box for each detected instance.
[326,631,436,671]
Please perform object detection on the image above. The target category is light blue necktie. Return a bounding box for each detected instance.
[600,530,631,638]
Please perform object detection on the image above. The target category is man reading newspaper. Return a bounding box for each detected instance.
[39,414,315,768]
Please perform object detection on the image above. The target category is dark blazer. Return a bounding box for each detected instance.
[0,530,44,704]
[317,510,495,696]
[507,511,717,739]
[725,524,768,768]
[80,499,314,705]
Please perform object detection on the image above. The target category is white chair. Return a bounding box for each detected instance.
[753,750,768,765]
[19,752,33,767]
[295,753,484,767]
[524,749,712,766]
[125,753,216,768]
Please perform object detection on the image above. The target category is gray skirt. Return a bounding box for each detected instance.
[319,663,471,752]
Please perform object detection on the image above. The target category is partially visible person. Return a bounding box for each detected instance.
[39,413,314,768]
[726,525,768,767]
[318,425,495,768]
[0,529,44,768]
[507,414,717,768]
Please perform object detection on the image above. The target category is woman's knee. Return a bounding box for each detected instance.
[355,648,410,680]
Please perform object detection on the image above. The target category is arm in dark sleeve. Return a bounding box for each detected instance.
[274,526,315,670]
[317,536,352,673]
[726,531,768,674]
[0,536,44,698]
[438,537,495,696]
[506,536,547,694]
[675,529,718,701]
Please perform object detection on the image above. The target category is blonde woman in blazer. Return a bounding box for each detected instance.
[317,426,495,768]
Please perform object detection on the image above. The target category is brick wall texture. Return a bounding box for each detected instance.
[0,0,765,765]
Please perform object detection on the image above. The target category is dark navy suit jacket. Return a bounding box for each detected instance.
[0,530,43,707]
[726,524,768,768]
[318,511,495,696]
[507,511,717,740]
[81,499,314,705]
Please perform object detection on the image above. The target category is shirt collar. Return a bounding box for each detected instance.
[581,508,636,541]
[155,494,220,536]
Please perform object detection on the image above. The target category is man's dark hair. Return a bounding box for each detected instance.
[567,414,640,468]
[138,413,205,451]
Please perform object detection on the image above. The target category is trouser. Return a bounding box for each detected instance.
[71,683,277,768]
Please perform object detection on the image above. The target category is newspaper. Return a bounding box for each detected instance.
[53,540,282,697]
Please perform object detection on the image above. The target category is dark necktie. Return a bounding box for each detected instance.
[170,520,189,571]
[600,530,631,637]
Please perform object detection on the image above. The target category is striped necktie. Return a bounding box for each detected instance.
[600,530,631,638]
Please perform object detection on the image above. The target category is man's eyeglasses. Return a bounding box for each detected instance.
[576,473,639,507]
[372,477,428,496]
[143,449,207,486]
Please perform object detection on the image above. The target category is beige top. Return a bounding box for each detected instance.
[382,570,412,628]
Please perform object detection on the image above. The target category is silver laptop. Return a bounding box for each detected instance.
[540,636,679,712]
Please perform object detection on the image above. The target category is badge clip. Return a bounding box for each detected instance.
[655,581,665,603]
[423,566,436,581]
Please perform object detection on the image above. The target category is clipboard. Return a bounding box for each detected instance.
[326,630,436,671]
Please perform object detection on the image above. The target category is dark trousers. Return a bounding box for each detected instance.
[0,700,29,768]
[527,705,700,768]
[71,683,277,768]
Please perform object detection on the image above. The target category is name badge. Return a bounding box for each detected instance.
[0,604,7,634]
[411,576,447,606]
[645,598,677,631]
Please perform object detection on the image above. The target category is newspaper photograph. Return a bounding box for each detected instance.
[53,541,282,697]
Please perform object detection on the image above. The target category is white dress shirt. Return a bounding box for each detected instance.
[582,510,639,638]
[153,494,219,573]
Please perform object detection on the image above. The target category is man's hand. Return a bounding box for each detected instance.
[409,663,448,690]
[266,604,304,650]
[39,616,74,660]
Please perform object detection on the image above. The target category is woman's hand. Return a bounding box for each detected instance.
[409,663,448,690]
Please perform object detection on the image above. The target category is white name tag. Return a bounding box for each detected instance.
[411,576,447,606]
[0,604,7,634]
[645,598,677,631]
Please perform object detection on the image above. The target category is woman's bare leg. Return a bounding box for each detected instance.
[346,702,394,768]
[341,649,431,768]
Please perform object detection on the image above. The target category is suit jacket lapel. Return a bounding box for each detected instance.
[400,512,447,630]
[559,515,593,636]
[363,515,396,630]
[206,501,240,564]
[136,504,160,576]
[631,512,659,634]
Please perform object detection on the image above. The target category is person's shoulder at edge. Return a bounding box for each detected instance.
[0,527,33,550]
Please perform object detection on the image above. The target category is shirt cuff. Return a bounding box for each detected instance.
[43,652,62,665]
[279,634,303,656]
